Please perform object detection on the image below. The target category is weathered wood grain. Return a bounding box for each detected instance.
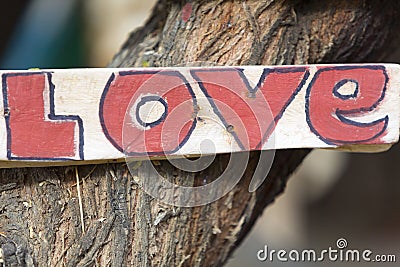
[2,1,400,266]
[1,64,399,167]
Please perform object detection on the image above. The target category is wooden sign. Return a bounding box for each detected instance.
[0,64,399,167]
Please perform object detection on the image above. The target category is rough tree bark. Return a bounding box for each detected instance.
[1,0,399,266]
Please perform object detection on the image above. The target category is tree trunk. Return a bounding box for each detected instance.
[1,0,399,266]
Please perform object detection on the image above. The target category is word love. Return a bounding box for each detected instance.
[0,64,399,165]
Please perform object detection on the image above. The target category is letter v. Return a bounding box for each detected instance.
[191,67,309,150]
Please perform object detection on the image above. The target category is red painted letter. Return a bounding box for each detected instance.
[100,71,196,155]
[3,73,82,159]
[306,66,388,145]
[191,67,309,149]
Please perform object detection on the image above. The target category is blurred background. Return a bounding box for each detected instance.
[1,1,399,266]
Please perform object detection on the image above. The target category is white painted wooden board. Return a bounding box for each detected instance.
[0,64,399,167]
